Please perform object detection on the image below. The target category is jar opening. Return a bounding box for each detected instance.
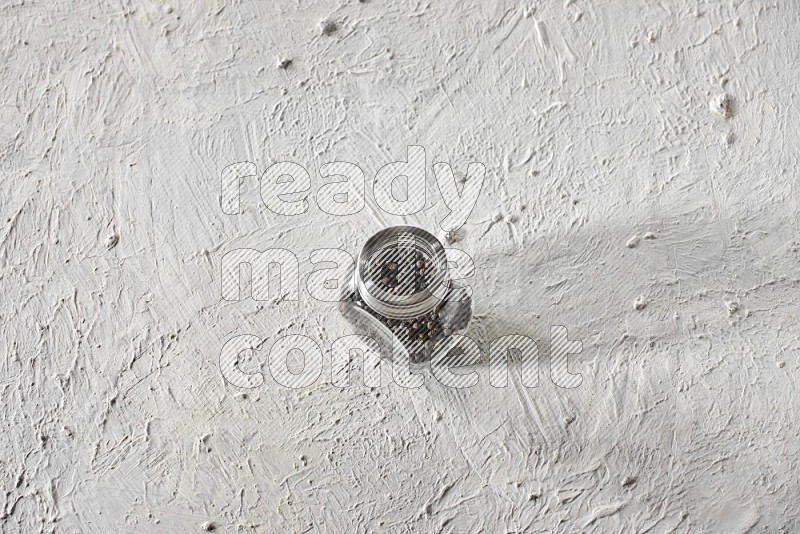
[356,226,448,320]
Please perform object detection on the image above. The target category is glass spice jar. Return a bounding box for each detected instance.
[340,226,472,363]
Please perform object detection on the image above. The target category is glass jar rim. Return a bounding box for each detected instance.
[355,226,449,320]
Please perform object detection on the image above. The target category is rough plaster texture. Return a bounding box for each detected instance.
[1,0,799,532]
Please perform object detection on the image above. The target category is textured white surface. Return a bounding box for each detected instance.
[1,0,799,532]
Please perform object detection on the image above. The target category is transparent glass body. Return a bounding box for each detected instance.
[340,226,472,363]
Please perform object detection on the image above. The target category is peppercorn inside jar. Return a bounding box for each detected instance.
[340,226,472,363]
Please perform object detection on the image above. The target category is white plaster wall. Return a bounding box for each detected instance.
[1,0,799,532]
